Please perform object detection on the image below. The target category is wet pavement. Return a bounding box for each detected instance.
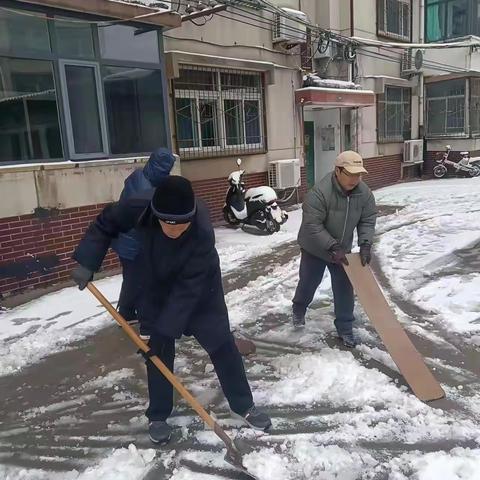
[0,236,479,479]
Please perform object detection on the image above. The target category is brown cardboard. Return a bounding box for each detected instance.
[344,254,445,402]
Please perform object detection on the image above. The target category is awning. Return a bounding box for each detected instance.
[296,87,376,108]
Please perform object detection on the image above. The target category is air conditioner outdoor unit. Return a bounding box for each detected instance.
[273,7,308,45]
[403,140,424,163]
[401,49,424,78]
[268,159,301,189]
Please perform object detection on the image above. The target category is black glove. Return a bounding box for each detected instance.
[71,265,94,290]
[360,243,372,267]
[329,244,349,266]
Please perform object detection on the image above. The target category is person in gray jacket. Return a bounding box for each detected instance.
[292,151,377,347]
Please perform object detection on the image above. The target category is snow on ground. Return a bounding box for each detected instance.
[374,177,480,338]
[0,444,157,480]
[215,206,302,274]
[2,179,480,480]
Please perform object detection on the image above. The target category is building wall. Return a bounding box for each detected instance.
[164,12,304,182]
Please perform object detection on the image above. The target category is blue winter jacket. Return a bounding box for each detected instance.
[111,148,175,260]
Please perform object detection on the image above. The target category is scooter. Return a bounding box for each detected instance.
[433,145,480,178]
[223,159,288,234]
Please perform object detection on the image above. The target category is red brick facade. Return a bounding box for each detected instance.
[363,154,403,190]
[0,205,119,300]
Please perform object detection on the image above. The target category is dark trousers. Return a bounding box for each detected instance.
[293,249,355,335]
[118,257,142,321]
[145,334,254,421]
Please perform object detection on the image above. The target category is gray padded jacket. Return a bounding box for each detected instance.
[298,172,377,261]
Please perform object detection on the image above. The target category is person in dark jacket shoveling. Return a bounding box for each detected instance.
[71,176,272,444]
[292,151,377,348]
[111,148,175,325]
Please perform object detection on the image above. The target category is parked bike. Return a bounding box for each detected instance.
[433,145,480,178]
[223,158,288,234]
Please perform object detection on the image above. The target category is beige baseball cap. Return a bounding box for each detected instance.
[335,151,368,174]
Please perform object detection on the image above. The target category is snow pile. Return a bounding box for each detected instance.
[0,276,121,376]
[253,350,479,445]
[303,74,361,90]
[375,178,480,336]
[244,444,378,480]
[0,444,155,480]
[389,448,480,480]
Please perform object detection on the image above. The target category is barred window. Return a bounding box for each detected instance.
[173,66,265,159]
[377,0,411,41]
[426,79,466,136]
[377,86,411,142]
[470,78,480,135]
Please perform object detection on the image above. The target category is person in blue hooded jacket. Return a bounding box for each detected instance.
[111,148,175,324]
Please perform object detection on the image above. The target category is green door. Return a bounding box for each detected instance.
[304,121,315,188]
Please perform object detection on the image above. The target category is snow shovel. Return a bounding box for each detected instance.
[86,282,258,479]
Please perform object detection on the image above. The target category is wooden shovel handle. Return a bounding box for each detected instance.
[86,282,237,451]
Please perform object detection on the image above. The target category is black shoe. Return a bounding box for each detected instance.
[338,333,358,348]
[148,421,172,444]
[292,311,305,329]
[233,405,272,431]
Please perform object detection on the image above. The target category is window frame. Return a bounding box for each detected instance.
[58,59,109,160]
[377,0,413,42]
[425,0,478,42]
[425,78,468,138]
[173,67,265,159]
[0,4,171,165]
[377,86,412,143]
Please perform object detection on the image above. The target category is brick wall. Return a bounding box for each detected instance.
[363,154,403,190]
[424,150,480,177]
[0,205,119,300]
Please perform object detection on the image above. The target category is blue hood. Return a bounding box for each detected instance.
[143,148,175,187]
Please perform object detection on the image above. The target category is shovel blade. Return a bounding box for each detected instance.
[223,436,259,480]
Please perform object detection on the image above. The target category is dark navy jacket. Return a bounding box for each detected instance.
[111,148,174,260]
[73,195,231,353]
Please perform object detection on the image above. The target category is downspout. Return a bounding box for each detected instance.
[350,0,359,152]
[350,0,354,83]
[419,0,425,151]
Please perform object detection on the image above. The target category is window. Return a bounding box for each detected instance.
[426,0,471,41]
[426,79,466,136]
[0,7,169,165]
[0,8,50,55]
[377,86,411,142]
[59,61,108,158]
[377,0,412,41]
[54,19,95,59]
[103,67,167,154]
[98,25,160,63]
[173,67,264,158]
[470,78,480,135]
[0,58,62,163]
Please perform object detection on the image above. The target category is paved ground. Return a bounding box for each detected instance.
[1,238,479,479]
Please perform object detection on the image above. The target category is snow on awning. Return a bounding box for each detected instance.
[296,87,376,108]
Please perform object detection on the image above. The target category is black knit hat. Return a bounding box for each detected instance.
[150,176,196,224]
